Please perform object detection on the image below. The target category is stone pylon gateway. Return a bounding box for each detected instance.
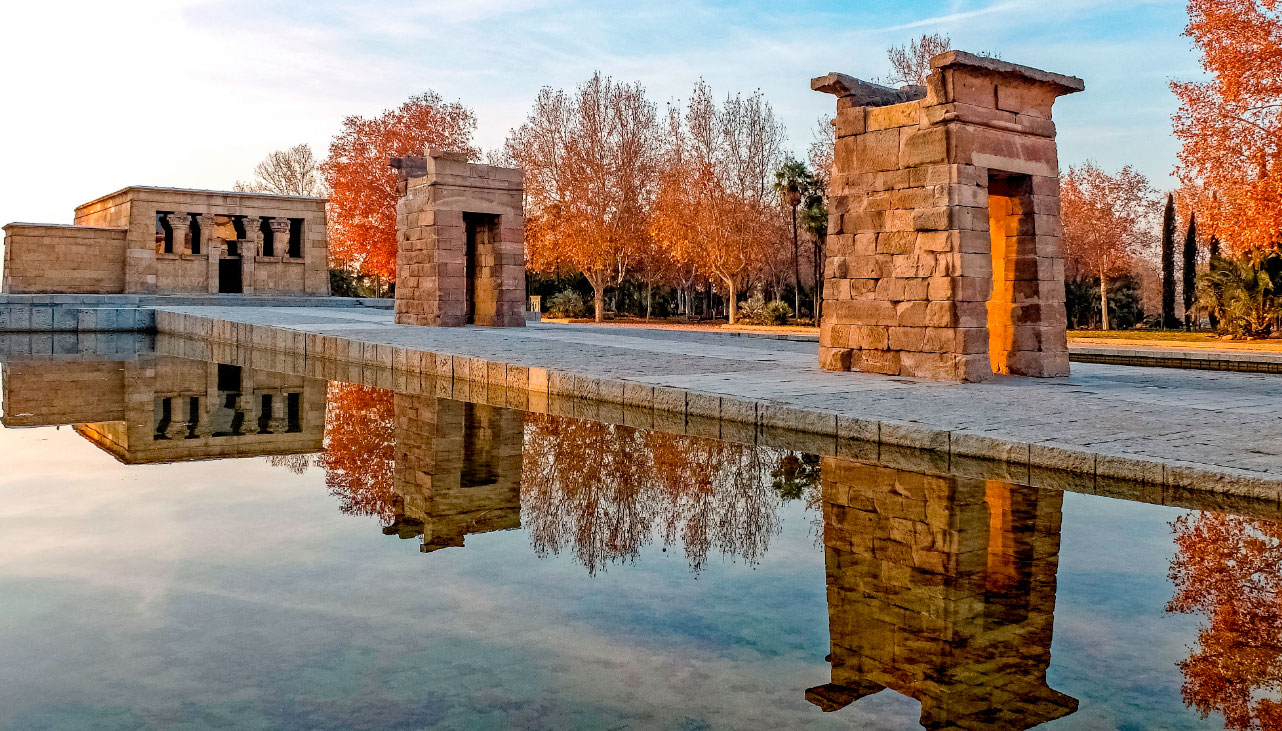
[813,51,1083,381]
[391,150,526,327]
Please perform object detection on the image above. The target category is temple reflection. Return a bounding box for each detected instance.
[387,393,524,551]
[1,351,324,463]
[806,457,1077,729]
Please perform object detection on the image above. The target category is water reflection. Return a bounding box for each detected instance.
[1,352,325,463]
[9,337,1282,728]
[1169,512,1282,730]
[808,459,1077,728]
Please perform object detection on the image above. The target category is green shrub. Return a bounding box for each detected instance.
[760,300,794,325]
[545,289,588,319]
[739,292,793,325]
[1197,252,1282,338]
[329,268,376,298]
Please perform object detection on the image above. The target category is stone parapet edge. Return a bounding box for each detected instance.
[152,309,1282,505]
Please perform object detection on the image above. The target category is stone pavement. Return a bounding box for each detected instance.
[154,305,1282,497]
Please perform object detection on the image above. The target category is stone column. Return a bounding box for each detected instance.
[240,216,260,295]
[196,214,215,291]
[166,213,191,255]
[268,218,291,258]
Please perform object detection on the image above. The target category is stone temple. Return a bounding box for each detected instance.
[813,51,1083,382]
[391,150,526,328]
[3,186,329,296]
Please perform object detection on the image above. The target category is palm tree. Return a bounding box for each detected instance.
[1196,251,1281,338]
[774,158,818,317]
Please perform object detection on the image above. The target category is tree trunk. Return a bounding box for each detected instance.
[792,206,800,315]
[1100,270,1110,331]
[646,279,653,321]
[594,286,605,323]
[727,278,739,325]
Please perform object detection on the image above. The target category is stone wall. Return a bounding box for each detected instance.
[2,224,127,294]
[814,52,1082,381]
[389,393,523,550]
[75,187,329,296]
[1,360,126,427]
[806,457,1077,728]
[0,352,324,462]
[394,151,526,327]
[3,186,330,297]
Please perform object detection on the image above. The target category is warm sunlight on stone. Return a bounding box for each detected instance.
[813,51,1081,381]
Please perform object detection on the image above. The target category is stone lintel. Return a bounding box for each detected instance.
[811,72,925,107]
[931,51,1084,96]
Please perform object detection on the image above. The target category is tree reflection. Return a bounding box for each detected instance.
[521,413,787,574]
[317,382,397,522]
[1169,511,1282,730]
[265,453,314,475]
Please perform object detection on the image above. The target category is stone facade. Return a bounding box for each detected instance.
[387,394,524,551]
[392,151,526,327]
[806,457,1077,729]
[1,353,325,463]
[3,186,329,296]
[813,52,1083,381]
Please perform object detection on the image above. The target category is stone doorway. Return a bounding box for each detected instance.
[986,173,1034,375]
[811,51,1082,382]
[218,255,242,294]
[463,212,500,326]
[391,151,526,328]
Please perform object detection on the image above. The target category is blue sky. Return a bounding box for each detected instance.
[0,0,1196,227]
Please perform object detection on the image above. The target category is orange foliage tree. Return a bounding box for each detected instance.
[1172,0,1282,253]
[503,73,661,322]
[1060,161,1160,329]
[520,412,783,574]
[317,382,397,522]
[1169,511,1282,730]
[649,81,788,324]
[323,92,479,287]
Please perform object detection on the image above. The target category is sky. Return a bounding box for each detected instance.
[0,0,1197,230]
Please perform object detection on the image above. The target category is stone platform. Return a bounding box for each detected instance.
[140,305,1282,501]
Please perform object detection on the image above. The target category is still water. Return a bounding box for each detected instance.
[0,334,1273,730]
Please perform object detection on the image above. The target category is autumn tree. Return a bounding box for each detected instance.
[323,92,478,288]
[1169,511,1282,730]
[884,33,952,87]
[520,412,784,575]
[317,382,398,523]
[1172,0,1282,253]
[504,73,661,321]
[655,81,788,324]
[234,144,326,197]
[1061,162,1160,330]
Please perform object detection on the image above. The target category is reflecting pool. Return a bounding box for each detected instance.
[0,333,1275,730]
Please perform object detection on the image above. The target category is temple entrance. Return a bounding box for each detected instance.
[463,212,500,325]
[986,173,1034,375]
[218,256,242,294]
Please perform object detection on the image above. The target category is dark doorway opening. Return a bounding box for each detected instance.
[463,212,500,325]
[219,256,242,294]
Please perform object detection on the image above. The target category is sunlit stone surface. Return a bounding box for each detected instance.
[814,52,1083,381]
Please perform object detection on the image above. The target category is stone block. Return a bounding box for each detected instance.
[652,386,686,414]
[855,129,902,173]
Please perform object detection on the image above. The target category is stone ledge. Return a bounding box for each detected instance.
[150,310,1282,504]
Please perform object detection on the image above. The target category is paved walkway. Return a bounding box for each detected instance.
[156,305,1282,494]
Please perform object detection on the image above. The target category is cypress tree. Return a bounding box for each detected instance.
[1207,235,1220,329]
[1183,213,1198,329]
[1161,193,1178,329]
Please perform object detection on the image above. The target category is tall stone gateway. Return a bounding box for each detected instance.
[813,52,1083,381]
[391,150,526,327]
